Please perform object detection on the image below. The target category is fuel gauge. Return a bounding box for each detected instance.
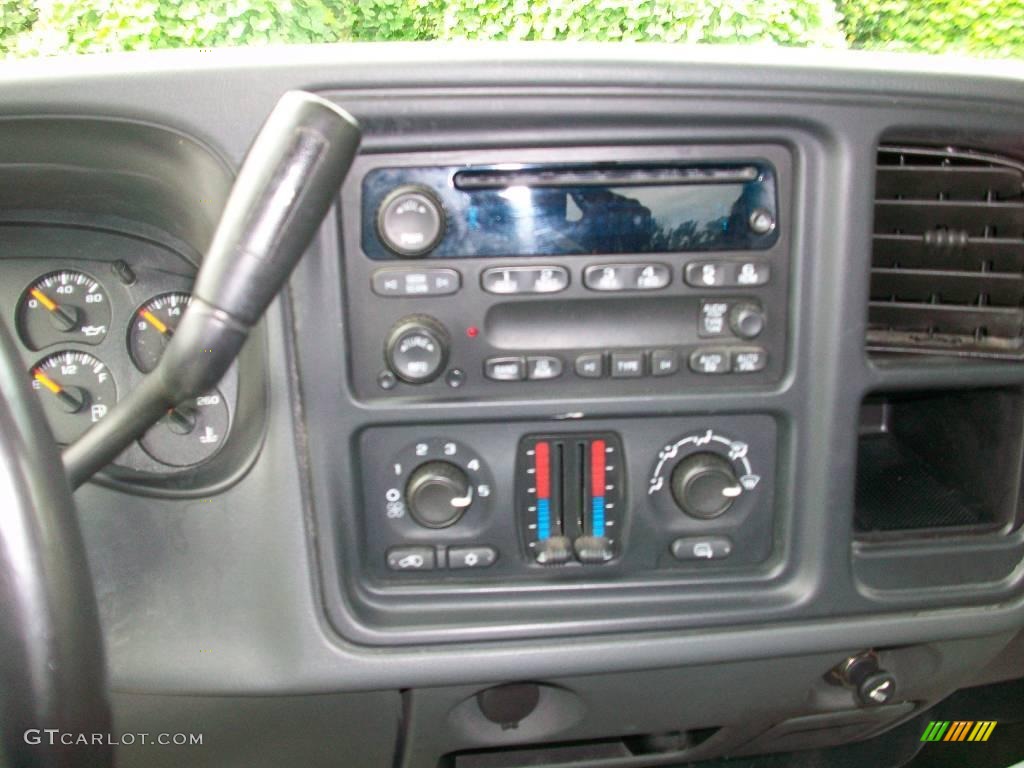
[30,351,117,444]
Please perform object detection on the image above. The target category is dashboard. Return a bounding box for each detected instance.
[2,45,1024,768]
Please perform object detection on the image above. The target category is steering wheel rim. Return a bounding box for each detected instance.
[0,319,111,767]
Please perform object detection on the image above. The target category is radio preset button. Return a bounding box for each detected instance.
[584,263,670,291]
[689,348,731,374]
[650,349,679,376]
[575,353,605,378]
[685,261,728,287]
[485,357,526,381]
[732,348,767,373]
[686,260,771,288]
[482,266,568,295]
[372,268,461,297]
[735,262,771,286]
[611,352,645,378]
[377,186,446,258]
[527,356,563,380]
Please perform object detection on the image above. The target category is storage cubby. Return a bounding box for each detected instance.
[856,387,1024,537]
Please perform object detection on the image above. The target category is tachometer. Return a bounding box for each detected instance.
[128,292,192,373]
[29,350,117,444]
[17,270,111,350]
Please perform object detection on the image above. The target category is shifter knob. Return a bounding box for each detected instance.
[670,452,742,519]
[406,461,472,528]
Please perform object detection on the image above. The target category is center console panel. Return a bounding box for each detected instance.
[333,141,793,637]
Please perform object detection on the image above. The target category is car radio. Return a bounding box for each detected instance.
[339,145,791,401]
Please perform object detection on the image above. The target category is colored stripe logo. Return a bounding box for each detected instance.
[921,720,997,742]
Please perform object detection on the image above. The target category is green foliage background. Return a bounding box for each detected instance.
[0,0,1020,59]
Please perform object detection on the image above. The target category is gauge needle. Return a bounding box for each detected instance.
[141,310,173,338]
[33,370,84,412]
[31,288,79,331]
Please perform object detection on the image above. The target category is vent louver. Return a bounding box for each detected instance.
[867,146,1024,359]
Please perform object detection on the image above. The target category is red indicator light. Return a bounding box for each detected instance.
[466,326,479,338]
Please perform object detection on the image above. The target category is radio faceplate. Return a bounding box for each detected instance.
[340,145,792,402]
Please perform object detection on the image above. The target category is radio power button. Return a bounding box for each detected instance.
[377,185,446,257]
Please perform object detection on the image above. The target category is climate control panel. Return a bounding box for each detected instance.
[358,415,776,585]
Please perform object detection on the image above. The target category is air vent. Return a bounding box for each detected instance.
[867,145,1024,359]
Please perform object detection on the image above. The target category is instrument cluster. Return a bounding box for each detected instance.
[2,227,239,476]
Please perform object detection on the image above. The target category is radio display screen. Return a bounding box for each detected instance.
[362,163,778,260]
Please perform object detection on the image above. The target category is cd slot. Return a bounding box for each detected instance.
[453,164,760,190]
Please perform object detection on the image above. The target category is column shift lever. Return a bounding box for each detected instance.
[63,91,361,487]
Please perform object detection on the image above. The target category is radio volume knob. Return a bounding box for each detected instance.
[385,315,450,384]
[406,461,472,528]
[377,186,446,258]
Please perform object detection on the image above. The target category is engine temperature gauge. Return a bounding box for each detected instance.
[128,292,192,372]
[17,270,110,350]
[29,350,117,444]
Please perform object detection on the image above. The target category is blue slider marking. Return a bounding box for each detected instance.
[592,496,605,538]
[538,498,551,541]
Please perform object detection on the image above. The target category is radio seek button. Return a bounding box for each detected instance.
[448,546,498,569]
[575,353,604,378]
[732,348,767,373]
[689,348,731,374]
[482,266,568,295]
[527,356,563,380]
[650,349,678,376]
[485,357,525,381]
[372,268,461,297]
[611,352,644,378]
[387,546,436,571]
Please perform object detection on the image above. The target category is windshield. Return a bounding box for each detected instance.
[0,1,1021,59]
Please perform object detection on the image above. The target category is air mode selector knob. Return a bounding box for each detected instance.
[406,461,473,528]
[670,452,742,519]
[385,315,450,384]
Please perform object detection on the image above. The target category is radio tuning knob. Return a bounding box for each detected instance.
[729,303,765,340]
[670,452,742,519]
[406,461,472,528]
[385,315,450,384]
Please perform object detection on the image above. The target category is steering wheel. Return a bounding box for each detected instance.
[0,319,112,767]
